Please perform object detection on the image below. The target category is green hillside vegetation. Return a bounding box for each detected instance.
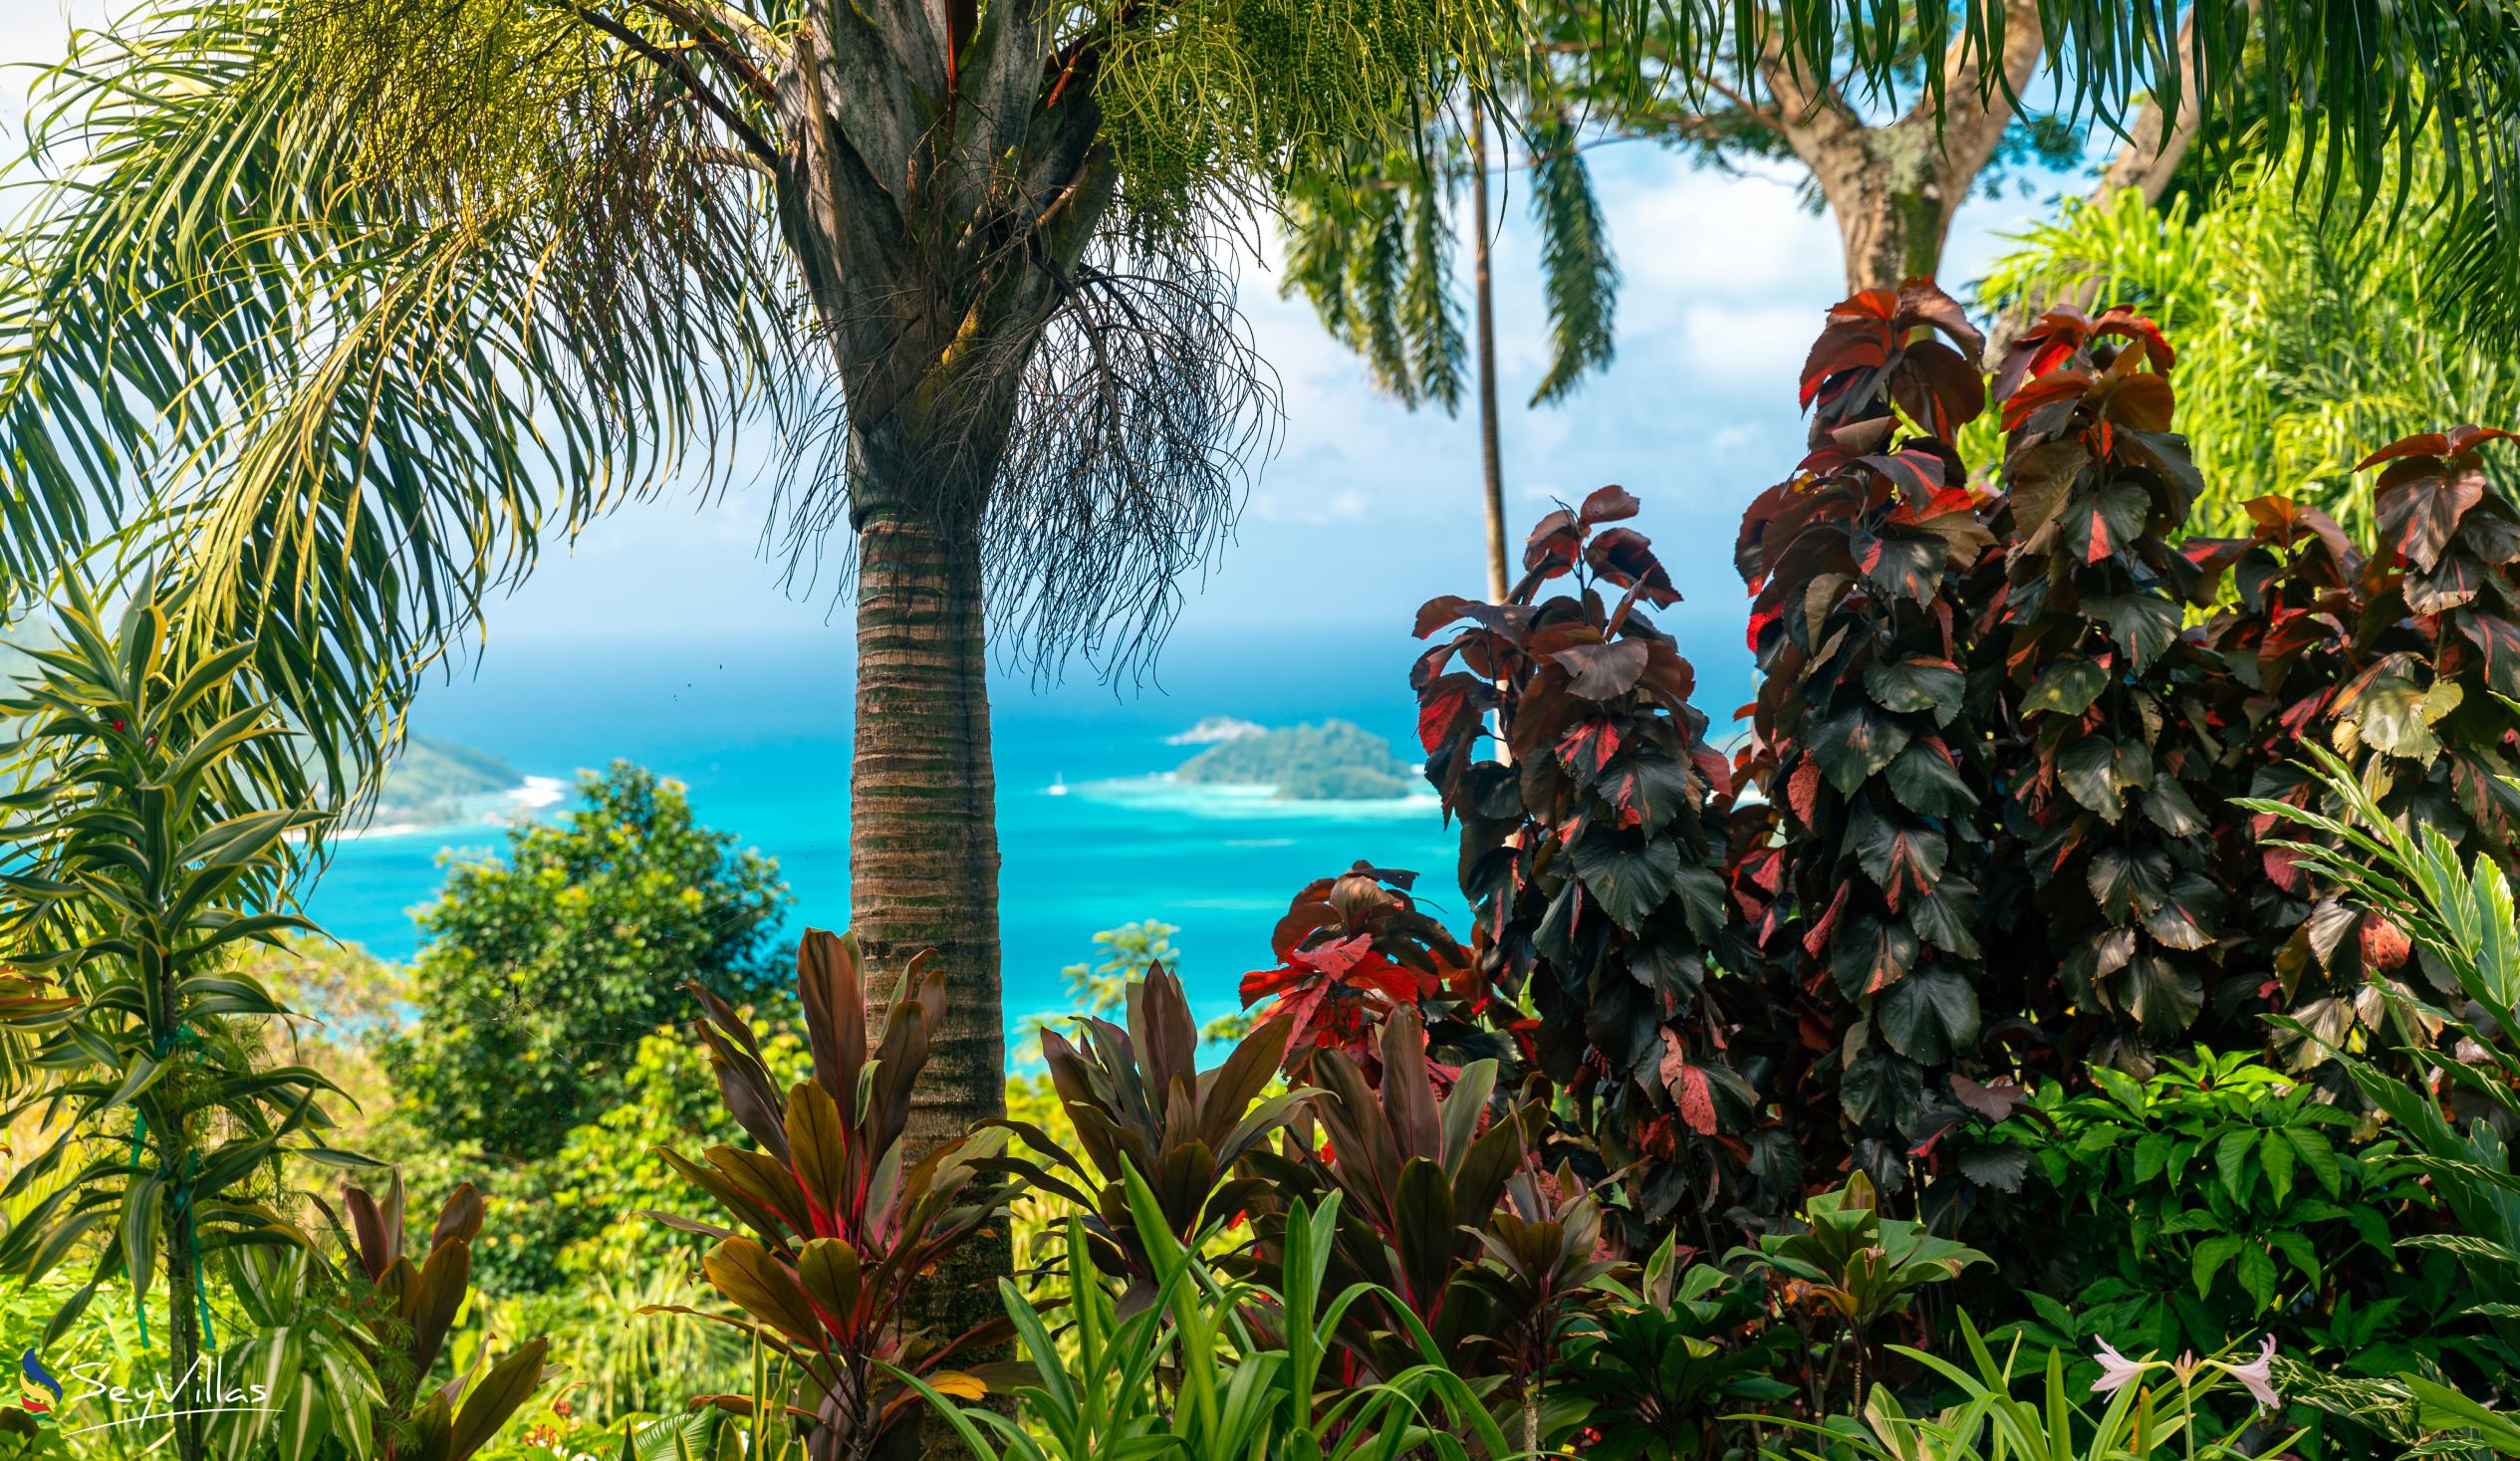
[373,734,526,826]
[1172,719,1419,801]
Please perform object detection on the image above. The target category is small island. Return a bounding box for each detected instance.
[1172,719,1421,801]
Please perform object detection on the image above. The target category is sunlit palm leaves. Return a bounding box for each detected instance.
[0,0,798,805]
[2245,746,2520,1358]
[1278,97,1618,413]
[5,0,2520,821]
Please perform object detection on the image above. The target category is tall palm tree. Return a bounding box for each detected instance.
[0,0,2514,1317]
[1280,84,1616,602]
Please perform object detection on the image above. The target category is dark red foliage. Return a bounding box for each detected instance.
[1971,311,2232,1075]
[1413,487,1782,1226]
[2190,429,2520,1082]
[1236,861,1508,1082]
[1385,278,2520,1245]
[1730,279,2006,1194]
[1799,280,1987,439]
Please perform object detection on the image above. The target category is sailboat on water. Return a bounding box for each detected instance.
[1046,772,1069,797]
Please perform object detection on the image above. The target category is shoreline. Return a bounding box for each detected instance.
[333,774,568,842]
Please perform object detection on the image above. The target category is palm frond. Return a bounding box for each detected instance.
[1523,107,1616,407]
[0,0,801,804]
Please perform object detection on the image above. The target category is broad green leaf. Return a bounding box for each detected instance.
[2190,1234,2242,1297]
[2023,658,2109,717]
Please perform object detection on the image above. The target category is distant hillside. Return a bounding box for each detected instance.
[373,735,525,826]
[1173,720,1418,801]
[0,618,59,692]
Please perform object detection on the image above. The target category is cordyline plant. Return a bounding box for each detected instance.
[1413,487,1771,1228]
[340,1178,550,1461]
[1237,861,1506,1082]
[0,584,372,1461]
[989,964,1309,1303]
[1247,1006,1554,1388]
[1975,307,2231,1074]
[646,928,1015,1461]
[209,1176,552,1461]
[1731,281,2001,1193]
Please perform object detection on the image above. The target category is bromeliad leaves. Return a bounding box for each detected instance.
[1413,486,1766,1228]
[647,929,1015,1461]
[992,963,1309,1301]
[337,1177,551,1461]
[1248,1006,1551,1383]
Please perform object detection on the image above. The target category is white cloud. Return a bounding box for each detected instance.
[1708,423,1764,457]
[1677,303,1825,398]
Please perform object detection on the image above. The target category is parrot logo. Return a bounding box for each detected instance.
[15,1349,59,1413]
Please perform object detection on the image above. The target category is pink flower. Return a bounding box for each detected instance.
[2222,1336,2281,1410]
[2092,1337,2147,1395]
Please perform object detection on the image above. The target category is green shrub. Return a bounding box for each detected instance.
[383,763,788,1168]
[1976,1048,2442,1369]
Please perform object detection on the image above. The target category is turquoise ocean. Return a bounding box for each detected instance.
[302,625,1756,1037]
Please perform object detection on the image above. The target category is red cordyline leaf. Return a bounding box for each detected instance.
[1886,482,1986,526]
[2093,308,2174,372]
[1523,509,1583,576]
[2361,915,2411,971]
[1418,672,1489,753]
[1800,279,1985,432]
[1786,760,1823,825]
[2000,369,2093,433]
[1657,1030,1722,1135]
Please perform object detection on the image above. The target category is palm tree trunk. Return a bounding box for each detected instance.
[1469,97,1509,604]
[848,463,1009,1344]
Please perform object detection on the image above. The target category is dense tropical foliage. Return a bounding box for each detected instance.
[28,2,2520,1458]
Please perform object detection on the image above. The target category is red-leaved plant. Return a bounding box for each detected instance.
[1973,308,2232,1074]
[648,929,1013,1461]
[1411,489,1778,1226]
[1236,861,1506,1083]
[1731,281,2001,1193]
[2191,428,2520,1085]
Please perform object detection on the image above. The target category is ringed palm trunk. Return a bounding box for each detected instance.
[847,436,1010,1343]
[772,1,1108,1353]
[1468,96,1510,605]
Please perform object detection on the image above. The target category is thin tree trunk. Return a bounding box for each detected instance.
[160,1129,205,1461]
[848,454,1009,1346]
[1469,96,1510,605]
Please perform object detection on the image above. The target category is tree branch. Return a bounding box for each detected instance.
[572,2,783,169]
[622,0,780,103]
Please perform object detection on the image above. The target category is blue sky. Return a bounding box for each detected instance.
[0,0,2086,700]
